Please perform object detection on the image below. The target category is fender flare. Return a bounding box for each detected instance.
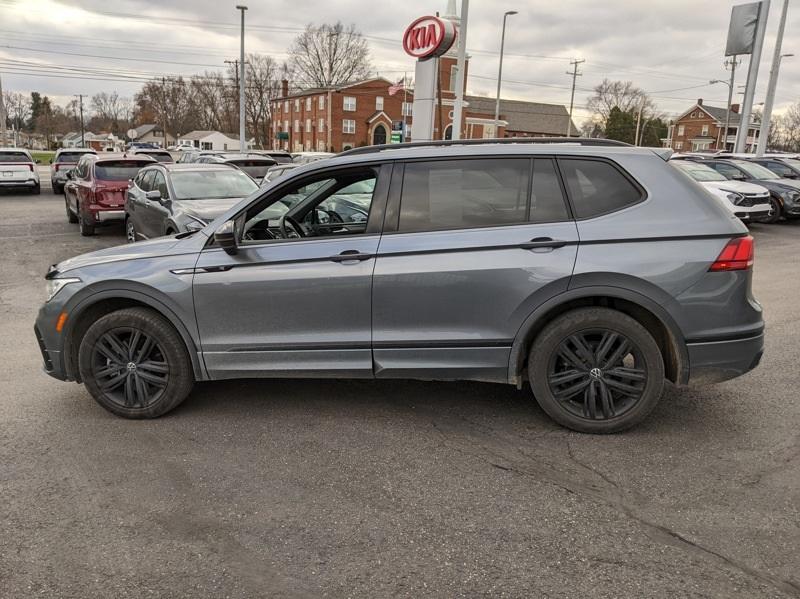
[62,287,207,382]
[507,285,689,385]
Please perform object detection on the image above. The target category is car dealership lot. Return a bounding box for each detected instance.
[1,191,799,598]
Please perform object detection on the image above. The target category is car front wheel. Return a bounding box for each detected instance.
[528,307,665,434]
[78,307,194,418]
[125,218,137,243]
[757,197,782,224]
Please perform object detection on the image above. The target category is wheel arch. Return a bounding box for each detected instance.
[63,289,206,383]
[508,286,689,387]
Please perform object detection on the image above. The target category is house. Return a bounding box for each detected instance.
[61,131,94,148]
[84,132,124,152]
[664,99,760,152]
[131,124,175,147]
[176,131,252,151]
[464,95,579,139]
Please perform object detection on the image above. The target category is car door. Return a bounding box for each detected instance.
[128,169,156,239]
[191,163,391,379]
[371,157,579,382]
[142,170,173,237]
[75,158,93,216]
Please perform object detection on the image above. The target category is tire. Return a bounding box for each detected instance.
[125,217,137,243]
[528,307,665,434]
[53,183,63,195]
[78,307,194,419]
[65,196,78,223]
[79,207,95,236]
[757,197,782,224]
[31,183,41,195]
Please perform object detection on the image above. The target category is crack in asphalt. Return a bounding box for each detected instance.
[430,419,800,598]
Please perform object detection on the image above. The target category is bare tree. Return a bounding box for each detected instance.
[782,102,800,152]
[289,22,371,87]
[190,71,233,132]
[134,77,198,139]
[587,79,653,129]
[240,54,285,148]
[91,91,133,134]
[2,91,31,134]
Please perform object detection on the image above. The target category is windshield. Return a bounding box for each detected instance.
[57,152,93,163]
[733,160,779,180]
[229,160,273,180]
[170,169,259,200]
[673,161,727,182]
[140,152,173,163]
[782,158,800,170]
[0,152,30,162]
[94,161,151,180]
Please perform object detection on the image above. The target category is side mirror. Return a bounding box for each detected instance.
[214,220,238,255]
[145,190,162,201]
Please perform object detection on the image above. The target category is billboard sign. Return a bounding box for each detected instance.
[726,2,762,56]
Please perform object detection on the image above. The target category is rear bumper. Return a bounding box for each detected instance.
[0,179,37,187]
[686,332,764,385]
[92,209,125,223]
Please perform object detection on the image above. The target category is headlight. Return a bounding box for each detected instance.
[725,192,743,205]
[45,277,81,302]
[781,190,800,202]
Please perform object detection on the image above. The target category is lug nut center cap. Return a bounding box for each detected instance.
[126,362,137,372]
[589,367,603,380]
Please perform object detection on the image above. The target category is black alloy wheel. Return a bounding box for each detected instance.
[528,307,665,433]
[79,307,194,418]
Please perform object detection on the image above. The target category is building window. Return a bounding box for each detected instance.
[449,65,457,91]
[677,125,685,136]
[344,96,356,111]
[294,99,300,111]
[375,96,384,111]
[318,118,325,132]
[343,119,356,134]
[675,141,683,150]
[690,112,696,118]
[701,124,709,136]
[283,120,289,132]
[402,102,413,117]
[284,101,289,113]
[293,119,299,132]
[306,97,312,111]
[306,118,311,132]
[319,95,325,110]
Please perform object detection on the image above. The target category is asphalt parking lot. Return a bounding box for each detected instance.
[1,185,799,598]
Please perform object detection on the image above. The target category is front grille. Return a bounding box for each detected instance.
[34,325,53,371]
[735,195,768,207]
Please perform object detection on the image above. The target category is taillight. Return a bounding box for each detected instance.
[709,236,754,271]
[28,164,34,171]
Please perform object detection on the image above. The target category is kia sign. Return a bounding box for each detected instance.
[402,16,457,60]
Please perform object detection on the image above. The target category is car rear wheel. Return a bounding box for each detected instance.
[31,183,40,195]
[53,183,63,195]
[65,196,78,223]
[78,307,194,419]
[79,206,95,236]
[125,218,137,243]
[528,307,665,434]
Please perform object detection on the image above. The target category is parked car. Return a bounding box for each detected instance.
[262,163,300,184]
[670,160,772,222]
[704,158,800,223]
[249,150,293,164]
[125,163,259,241]
[0,148,40,194]
[130,148,174,163]
[292,151,335,164]
[125,142,158,150]
[35,139,764,433]
[748,156,800,181]
[49,148,96,194]
[64,153,155,236]
[176,150,220,164]
[173,144,195,152]
[196,153,277,183]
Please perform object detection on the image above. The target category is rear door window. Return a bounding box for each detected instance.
[558,158,643,219]
[398,158,530,232]
[530,159,570,223]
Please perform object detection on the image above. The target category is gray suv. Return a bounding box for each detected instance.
[35,140,764,433]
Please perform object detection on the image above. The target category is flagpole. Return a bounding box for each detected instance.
[402,72,408,143]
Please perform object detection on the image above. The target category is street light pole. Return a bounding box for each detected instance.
[451,0,469,141]
[494,10,517,136]
[236,5,248,152]
[711,66,737,151]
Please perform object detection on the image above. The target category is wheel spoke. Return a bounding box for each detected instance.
[604,377,643,397]
[548,369,585,386]
[128,330,142,360]
[558,345,588,370]
[123,375,135,406]
[135,336,155,363]
[134,374,149,407]
[553,378,591,400]
[95,363,123,379]
[602,339,631,369]
[584,381,597,419]
[606,367,647,382]
[594,332,618,366]
[569,335,595,366]
[599,381,615,418]
[104,333,129,362]
[95,338,124,364]
[138,360,168,375]
[99,371,126,391]
[137,369,167,388]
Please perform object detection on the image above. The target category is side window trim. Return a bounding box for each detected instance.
[556,156,647,221]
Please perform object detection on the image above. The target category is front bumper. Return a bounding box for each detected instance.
[686,332,764,385]
[34,304,70,381]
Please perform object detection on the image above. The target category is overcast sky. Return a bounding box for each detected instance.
[0,0,797,124]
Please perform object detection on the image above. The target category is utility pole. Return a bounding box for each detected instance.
[634,96,646,146]
[565,58,584,137]
[236,5,248,152]
[451,0,469,141]
[724,56,739,151]
[757,0,790,156]
[75,94,86,147]
[0,73,6,147]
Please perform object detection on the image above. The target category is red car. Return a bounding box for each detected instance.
[65,154,155,236]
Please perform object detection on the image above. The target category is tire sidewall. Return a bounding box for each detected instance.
[78,308,193,419]
[528,308,665,434]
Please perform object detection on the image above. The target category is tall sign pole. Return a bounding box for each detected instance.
[0,73,6,147]
[757,0,789,156]
[451,0,469,140]
[236,5,248,151]
[734,0,770,153]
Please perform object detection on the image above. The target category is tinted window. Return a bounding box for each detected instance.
[764,161,794,177]
[733,161,779,180]
[559,159,642,219]
[399,159,530,232]
[708,162,745,180]
[57,152,93,163]
[228,159,275,180]
[531,159,569,222]
[152,171,169,198]
[0,152,30,162]
[95,161,151,181]
[140,170,156,192]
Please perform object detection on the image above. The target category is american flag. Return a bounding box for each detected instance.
[388,78,405,96]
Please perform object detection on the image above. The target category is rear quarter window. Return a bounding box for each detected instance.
[558,158,643,219]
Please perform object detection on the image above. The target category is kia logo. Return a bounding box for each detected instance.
[402,16,457,59]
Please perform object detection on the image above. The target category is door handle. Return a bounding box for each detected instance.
[519,237,568,250]
[329,250,373,262]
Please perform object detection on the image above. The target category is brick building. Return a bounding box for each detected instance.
[664,99,760,152]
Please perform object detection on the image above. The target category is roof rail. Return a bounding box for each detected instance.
[337,137,632,157]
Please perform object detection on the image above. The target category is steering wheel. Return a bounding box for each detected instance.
[279,214,306,239]
[316,207,344,224]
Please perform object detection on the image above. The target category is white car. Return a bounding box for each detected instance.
[174,144,195,152]
[0,148,40,194]
[671,159,771,222]
[292,151,334,164]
